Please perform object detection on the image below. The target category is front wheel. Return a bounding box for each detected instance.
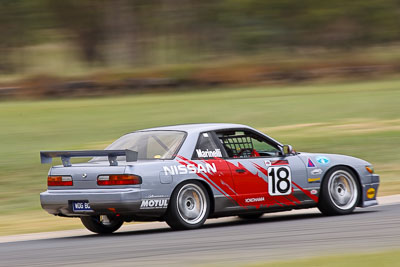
[80,215,123,234]
[166,181,210,230]
[318,166,360,215]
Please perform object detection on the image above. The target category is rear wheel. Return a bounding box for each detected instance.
[166,181,210,230]
[318,166,359,215]
[80,215,123,234]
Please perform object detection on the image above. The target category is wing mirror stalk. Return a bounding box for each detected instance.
[282,144,296,156]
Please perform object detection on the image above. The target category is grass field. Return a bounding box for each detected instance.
[0,78,399,235]
[245,249,400,267]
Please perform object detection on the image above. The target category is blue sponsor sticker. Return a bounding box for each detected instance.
[316,156,330,165]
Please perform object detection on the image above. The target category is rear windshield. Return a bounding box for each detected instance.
[92,130,186,161]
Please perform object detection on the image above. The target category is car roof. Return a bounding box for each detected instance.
[138,123,252,134]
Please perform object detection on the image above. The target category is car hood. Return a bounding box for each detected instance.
[298,152,371,167]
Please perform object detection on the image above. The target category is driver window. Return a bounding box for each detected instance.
[216,130,279,158]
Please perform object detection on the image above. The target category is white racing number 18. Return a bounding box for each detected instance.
[267,166,292,196]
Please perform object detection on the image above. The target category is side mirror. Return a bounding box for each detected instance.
[283,144,295,155]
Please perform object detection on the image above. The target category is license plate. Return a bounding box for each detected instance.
[72,201,92,212]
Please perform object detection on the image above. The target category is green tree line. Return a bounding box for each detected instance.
[1,0,400,73]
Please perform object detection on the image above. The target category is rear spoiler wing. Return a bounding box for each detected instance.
[40,150,138,167]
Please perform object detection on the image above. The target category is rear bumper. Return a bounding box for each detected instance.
[40,188,145,216]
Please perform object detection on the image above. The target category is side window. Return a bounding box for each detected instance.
[192,132,223,159]
[216,130,280,158]
[146,133,184,159]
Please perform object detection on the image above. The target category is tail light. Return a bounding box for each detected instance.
[48,175,73,186]
[97,174,142,186]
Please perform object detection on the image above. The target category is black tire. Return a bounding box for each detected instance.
[238,213,264,220]
[80,215,123,234]
[318,166,360,216]
[166,181,210,230]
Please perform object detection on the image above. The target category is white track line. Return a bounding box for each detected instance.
[1,194,399,244]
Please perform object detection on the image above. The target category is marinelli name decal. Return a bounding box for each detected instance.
[196,149,222,158]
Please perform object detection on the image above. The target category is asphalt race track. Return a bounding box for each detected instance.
[1,202,400,267]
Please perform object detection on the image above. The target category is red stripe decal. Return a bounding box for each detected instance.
[175,156,308,209]
[271,160,289,166]
[292,182,319,202]
[177,156,242,207]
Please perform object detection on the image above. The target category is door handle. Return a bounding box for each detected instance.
[236,169,246,173]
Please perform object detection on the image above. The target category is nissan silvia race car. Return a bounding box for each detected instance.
[40,123,379,234]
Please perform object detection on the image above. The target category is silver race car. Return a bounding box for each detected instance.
[40,123,379,234]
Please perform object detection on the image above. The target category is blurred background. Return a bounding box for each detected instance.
[0,0,399,241]
[2,0,400,89]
